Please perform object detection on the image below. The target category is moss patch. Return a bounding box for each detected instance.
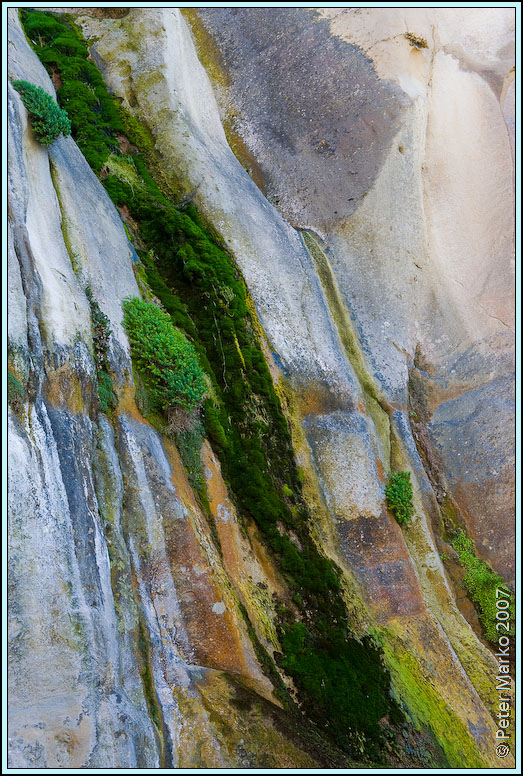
[451,530,514,645]
[382,631,487,768]
[8,369,26,415]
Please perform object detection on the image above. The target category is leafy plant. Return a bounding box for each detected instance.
[8,370,26,414]
[12,79,71,145]
[86,287,117,413]
[122,298,206,412]
[385,471,414,524]
[451,530,514,644]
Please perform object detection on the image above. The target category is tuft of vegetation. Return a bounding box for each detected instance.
[12,79,71,146]
[22,9,402,760]
[405,32,428,49]
[122,297,206,413]
[385,471,414,525]
[8,370,26,414]
[451,530,514,644]
[171,420,206,492]
[86,287,117,413]
[97,371,117,414]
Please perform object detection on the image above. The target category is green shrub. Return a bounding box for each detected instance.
[12,79,71,146]
[451,530,514,644]
[122,297,206,412]
[385,471,413,524]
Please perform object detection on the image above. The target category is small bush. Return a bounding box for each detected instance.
[12,79,71,146]
[385,471,413,524]
[451,530,514,644]
[122,297,206,412]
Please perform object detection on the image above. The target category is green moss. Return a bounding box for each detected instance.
[172,422,205,491]
[451,530,514,644]
[385,471,414,525]
[119,106,156,159]
[278,622,395,760]
[382,634,486,768]
[20,9,124,170]
[203,400,228,449]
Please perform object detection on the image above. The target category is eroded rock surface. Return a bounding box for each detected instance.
[191,6,515,584]
[7,10,335,768]
[8,6,514,769]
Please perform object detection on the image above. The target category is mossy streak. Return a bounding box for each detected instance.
[451,530,514,645]
[301,231,391,462]
[382,632,488,768]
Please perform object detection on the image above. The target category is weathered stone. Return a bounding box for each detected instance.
[8,6,514,768]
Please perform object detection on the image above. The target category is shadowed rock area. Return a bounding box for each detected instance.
[194,7,409,230]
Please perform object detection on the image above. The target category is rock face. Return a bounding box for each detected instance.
[7,11,326,768]
[190,7,516,585]
[8,6,514,770]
